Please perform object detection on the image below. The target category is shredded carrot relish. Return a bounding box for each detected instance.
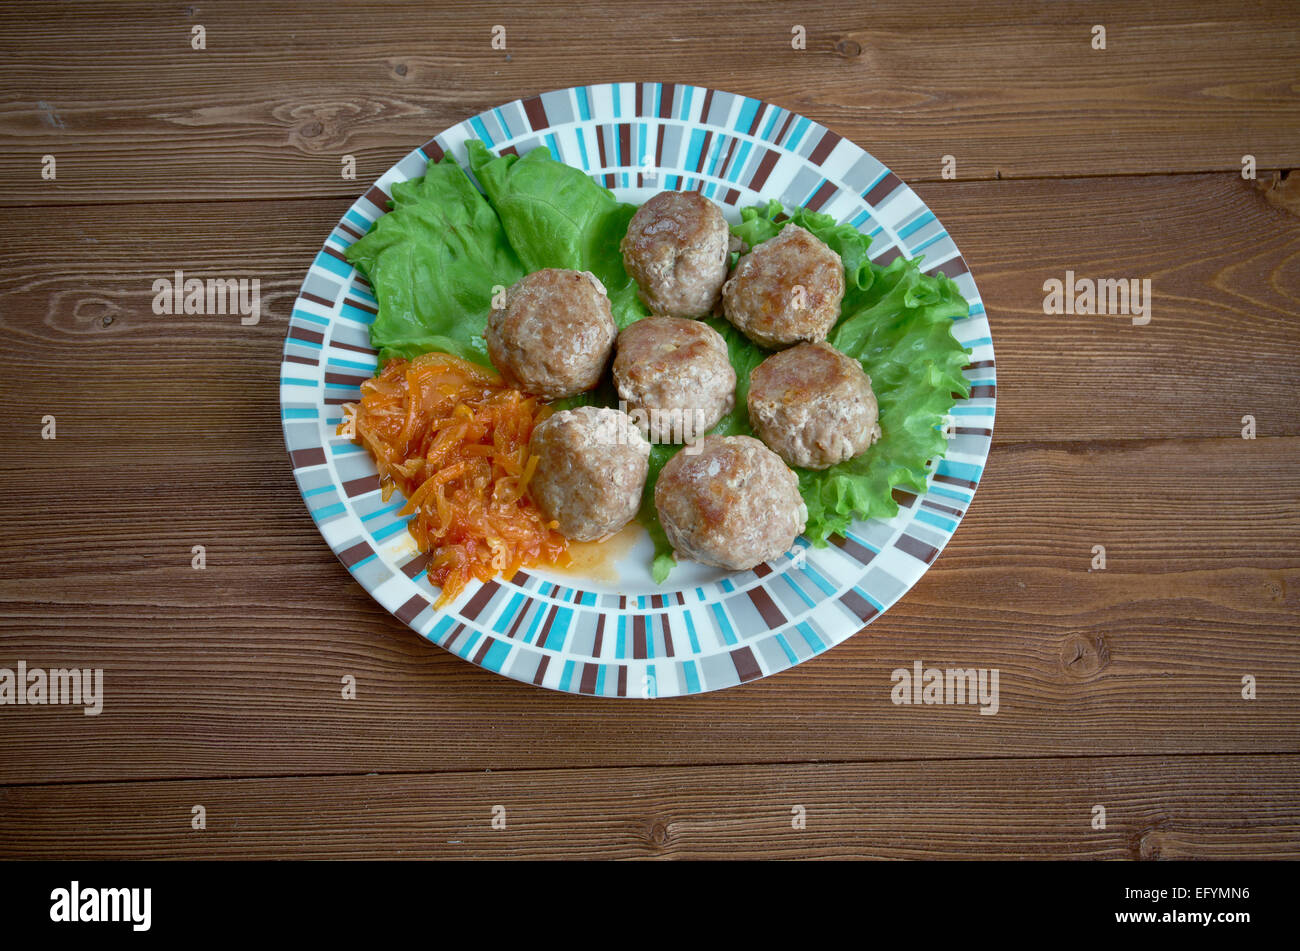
[339,352,568,606]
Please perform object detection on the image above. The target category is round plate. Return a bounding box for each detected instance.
[279,83,995,698]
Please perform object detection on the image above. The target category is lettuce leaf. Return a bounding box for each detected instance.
[345,145,972,582]
[346,142,650,368]
[731,203,972,545]
[733,200,875,307]
[466,141,649,329]
[345,154,524,367]
[721,200,971,545]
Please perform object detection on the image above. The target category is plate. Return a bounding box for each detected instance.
[279,83,995,698]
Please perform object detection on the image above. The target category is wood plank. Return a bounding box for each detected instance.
[0,754,1295,858]
[0,435,1294,785]
[2,0,1293,861]
[911,172,1300,442]
[0,173,1295,454]
[1,1,1297,204]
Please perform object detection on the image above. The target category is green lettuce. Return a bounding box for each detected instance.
[813,256,971,540]
[345,145,972,583]
[345,142,649,367]
[345,154,524,367]
[642,202,972,578]
[466,141,649,329]
[729,202,971,543]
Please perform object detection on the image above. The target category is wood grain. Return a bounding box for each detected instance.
[0,0,1297,859]
[1,2,1297,204]
[0,434,1293,785]
[0,173,1295,454]
[1,754,1295,859]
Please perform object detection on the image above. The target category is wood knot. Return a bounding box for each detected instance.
[300,120,323,138]
[1132,822,1167,860]
[1256,169,1300,216]
[834,38,863,59]
[73,296,124,329]
[646,820,670,848]
[394,63,408,77]
[1060,633,1109,679]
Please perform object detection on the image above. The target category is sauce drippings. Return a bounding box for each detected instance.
[549,522,644,583]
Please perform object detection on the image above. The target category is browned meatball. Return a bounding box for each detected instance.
[621,191,730,318]
[612,316,736,444]
[748,342,882,470]
[721,223,845,349]
[529,406,649,542]
[485,269,616,399]
[654,435,807,570]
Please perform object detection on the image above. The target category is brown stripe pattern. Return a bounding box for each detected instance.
[361,185,390,214]
[805,179,838,212]
[830,533,876,566]
[809,129,842,165]
[291,447,326,469]
[864,172,902,207]
[935,473,978,490]
[522,95,547,131]
[749,148,780,191]
[337,540,374,568]
[342,475,379,497]
[839,588,879,623]
[659,613,674,657]
[394,594,428,626]
[400,552,431,578]
[730,646,762,683]
[459,580,500,620]
[896,534,940,564]
[747,586,786,629]
[925,256,971,280]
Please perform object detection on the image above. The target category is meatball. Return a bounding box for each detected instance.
[747,342,882,470]
[528,406,649,542]
[485,269,616,399]
[654,435,807,570]
[612,316,736,444]
[721,223,845,349]
[621,191,730,318]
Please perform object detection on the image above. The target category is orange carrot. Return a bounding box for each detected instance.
[339,352,568,606]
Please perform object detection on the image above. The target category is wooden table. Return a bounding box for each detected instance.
[1,1,1296,860]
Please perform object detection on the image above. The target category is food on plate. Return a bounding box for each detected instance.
[748,341,882,470]
[485,268,617,399]
[528,406,650,542]
[342,142,974,587]
[340,352,568,606]
[620,190,730,318]
[721,223,845,349]
[612,315,736,444]
[654,434,807,571]
[725,201,971,555]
